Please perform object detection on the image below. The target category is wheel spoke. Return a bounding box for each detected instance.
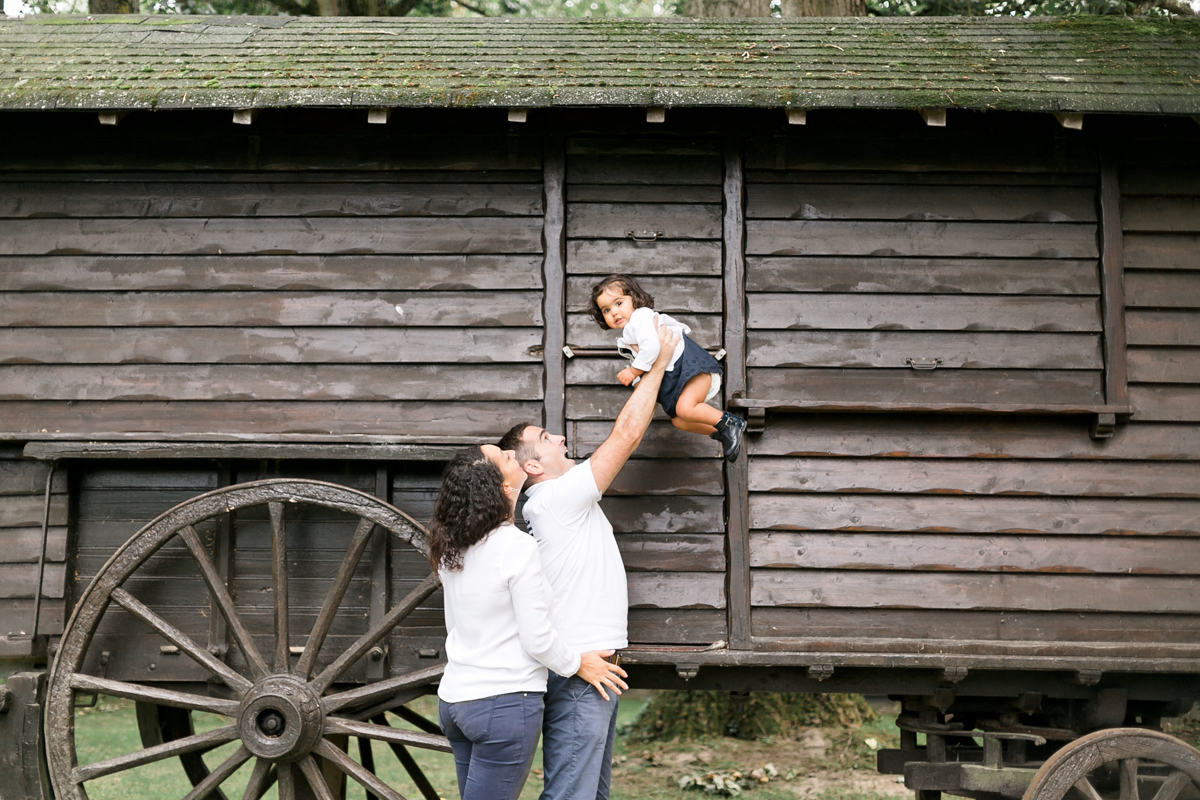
[1074,777,1106,800]
[311,574,441,694]
[110,588,252,693]
[358,738,381,800]
[179,524,270,680]
[270,502,290,674]
[314,738,409,800]
[388,741,441,800]
[180,745,251,800]
[70,673,239,716]
[297,754,337,800]
[294,516,376,680]
[1120,758,1139,800]
[390,707,442,736]
[240,758,273,800]
[322,663,445,715]
[325,717,452,753]
[276,762,296,800]
[71,724,237,784]
[1151,770,1192,800]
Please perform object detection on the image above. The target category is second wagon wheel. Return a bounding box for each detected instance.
[1023,728,1200,800]
[46,479,450,800]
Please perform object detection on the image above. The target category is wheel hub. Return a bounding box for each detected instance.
[237,675,324,762]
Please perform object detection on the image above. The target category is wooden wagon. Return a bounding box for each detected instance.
[1,13,1199,800]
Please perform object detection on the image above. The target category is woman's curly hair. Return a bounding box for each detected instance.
[428,447,511,572]
[588,273,655,330]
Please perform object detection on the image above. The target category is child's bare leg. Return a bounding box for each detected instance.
[674,375,722,432]
[672,417,716,436]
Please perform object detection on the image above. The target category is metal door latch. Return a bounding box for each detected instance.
[626,230,664,242]
[906,357,943,370]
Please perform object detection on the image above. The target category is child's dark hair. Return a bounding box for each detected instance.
[588,274,655,330]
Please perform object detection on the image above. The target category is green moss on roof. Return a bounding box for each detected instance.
[0,15,1197,114]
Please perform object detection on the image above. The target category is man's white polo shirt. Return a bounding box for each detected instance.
[522,459,628,652]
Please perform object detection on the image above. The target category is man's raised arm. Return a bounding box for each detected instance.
[589,320,679,494]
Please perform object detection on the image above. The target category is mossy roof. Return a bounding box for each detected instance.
[0,15,1197,114]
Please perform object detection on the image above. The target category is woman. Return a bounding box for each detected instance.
[430,444,628,800]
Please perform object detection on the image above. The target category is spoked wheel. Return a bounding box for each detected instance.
[1023,728,1200,800]
[47,479,451,800]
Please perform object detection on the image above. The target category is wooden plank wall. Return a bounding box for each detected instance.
[0,448,68,655]
[562,137,728,645]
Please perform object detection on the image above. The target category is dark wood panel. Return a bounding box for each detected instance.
[746,220,1099,259]
[0,461,67,494]
[745,257,1099,295]
[747,185,1096,223]
[567,139,722,157]
[1126,272,1200,309]
[567,156,722,185]
[0,254,544,292]
[571,421,721,459]
[0,598,63,637]
[1121,168,1200,196]
[0,291,543,327]
[751,417,1200,461]
[1130,385,1200,422]
[568,357,726,387]
[605,459,724,496]
[748,294,1101,332]
[749,532,1200,575]
[1123,197,1200,233]
[0,182,543,219]
[629,572,726,609]
[599,496,724,533]
[1127,311,1200,346]
[0,563,66,599]
[745,136,1097,173]
[1128,348,1200,384]
[748,170,1096,188]
[747,331,1102,370]
[618,533,726,572]
[751,607,1200,644]
[566,276,722,314]
[566,203,722,239]
[750,569,1200,614]
[0,218,544,256]
[628,609,727,645]
[0,495,68,528]
[748,457,1200,498]
[0,326,542,365]
[566,387,669,421]
[0,527,67,562]
[566,240,722,276]
[567,185,723,204]
[747,368,1105,407]
[567,313,722,349]
[749,494,1200,536]
[0,400,542,439]
[0,364,542,402]
[1124,234,1200,272]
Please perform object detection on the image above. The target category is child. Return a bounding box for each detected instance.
[589,273,746,462]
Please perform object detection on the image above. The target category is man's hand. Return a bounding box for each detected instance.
[652,320,677,369]
[575,650,629,701]
[617,367,641,387]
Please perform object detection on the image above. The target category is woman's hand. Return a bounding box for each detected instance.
[576,650,629,701]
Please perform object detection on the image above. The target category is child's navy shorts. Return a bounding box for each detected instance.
[657,335,723,419]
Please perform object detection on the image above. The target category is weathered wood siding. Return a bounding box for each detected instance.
[564,137,728,645]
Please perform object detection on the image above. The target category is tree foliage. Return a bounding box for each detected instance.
[626,691,877,742]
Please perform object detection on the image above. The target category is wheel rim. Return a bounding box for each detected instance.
[1023,728,1200,800]
[47,479,450,800]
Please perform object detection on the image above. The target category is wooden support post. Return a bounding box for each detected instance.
[507,108,528,123]
[646,106,666,123]
[232,109,259,126]
[1055,112,1083,130]
[367,467,390,682]
[97,111,128,126]
[919,108,947,127]
[1098,144,1128,419]
[543,136,567,438]
[723,138,751,652]
[207,462,233,663]
[785,108,806,125]
[367,108,392,125]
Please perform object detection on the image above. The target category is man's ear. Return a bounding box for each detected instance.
[521,458,544,478]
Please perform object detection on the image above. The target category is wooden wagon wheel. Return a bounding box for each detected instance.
[1023,728,1200,800]
[46,479,450,800]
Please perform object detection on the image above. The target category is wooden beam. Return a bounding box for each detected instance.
[232,109,259,126]
[507,108,528,123]
[919,108,946,127]
[1055,112,1084,130]
[367,108,392,125]
[646,106,666,124]
[723,137,751,652]
[785,108,806,125]
[97,111,128,126]
[542,135,567,438]
[1098,143,1129,413]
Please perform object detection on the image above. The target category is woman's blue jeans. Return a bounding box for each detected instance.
[438,691,544,800]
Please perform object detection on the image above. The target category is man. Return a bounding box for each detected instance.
[498,321,680,800]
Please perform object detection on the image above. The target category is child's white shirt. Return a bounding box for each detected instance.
[615,307,689,373]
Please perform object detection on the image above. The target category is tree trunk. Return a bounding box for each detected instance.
[780,0,866,14]
[682,0,865,14]
[88,0,139,11]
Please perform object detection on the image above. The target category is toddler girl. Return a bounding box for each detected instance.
[589,273,746,462]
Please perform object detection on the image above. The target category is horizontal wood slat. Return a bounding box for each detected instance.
[1122,197,1200,233]
[1121,168,1200,196]
[566,240,722,276]
[0,494,68,528]
[745,257,1099,296]
[1129,385,1200,422]
[1125,272,1200,309]
[566,276,723,314]
[567,155,723,185]
[747,368,1104,406]
[747,331,1102,370]
[747,457,1200,497]
[567,357,728,387]
[599,496,724,533]
[747,185,1096,223]
[746,220,1099,259]
[745,137,1097,173]
[0,598,63,637]
[749,494,1200,535]
[629,609,727,645]
[629,572,726,609]
[618,534,726,572]
[0,563,66,599]
[0,327,543,365]
[750,532,1200,575]
[567,313,721,349]
[566,387,669,421]
[567,185,723,204]
[605,460,724,496]
[566,203,723,239]
[0,528,67,562]
[1124,234,1200,272]
[1127,348,1200,384]
[0,218,544,256]
[749,570,1200,614]
[0,255,545,292]
[748,294,1102,332]
[0,461,67,494]
[747,170,1097,188]
[571,421,721,459]
[1127,311,1200,346]
[0,292,543,328]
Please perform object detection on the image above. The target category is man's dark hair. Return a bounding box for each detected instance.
[587,273,655,330]
[499,422,539,468]
[428,446,510,572]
